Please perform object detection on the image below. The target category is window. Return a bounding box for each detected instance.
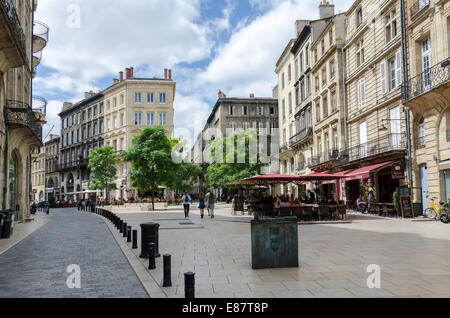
[120,95,124,105]
[242,106,248,116]
[322,68,327,86]
[281,73,285,89]
[329,29,333,45]
[159,113,167,126]
[317,136,322,155]
[331,90,337,112]
[357,77,366,107]
[107,101,110,110]
[289,93,292,114]
[99,120,103,134]
[134,112,142,126]
[99,103,104,114]
[323,95,328,118]
[360,121,367,157]
[300,81,305,101]
[270,107,275,115]
[147,93,154,103]
[82,111,85,121]
[299,53,304,73]
[422,38,432,89]
[418,117,425,147]
[288,64,292,82]
[93,122,97,135]
[121,138,125,151]
[315,76,320,92]
[147,112,154,126]
[113,140,117,152]
[113,116,118,129]
[314,49,318,63]
[282,99,285,119]
[305,45,309,66]
[316,102,321,122]
[294,58,299,80]
[228,105,234,116]
[88,108,91,119]
[93,105,97,116]
[333,128,338,150]
[120,113,125,126]
[356,39,364,67]
[160,93,166,103]
[330,60,335,79]
[356,7,363,27]
[113,97,117,107]
[135,92,142,103]
[306,74,311,96]
[257,106,264,116]
[87,125,91,138]
[385,9,397,43]
[381,50,402,93]
[321,39,325,55]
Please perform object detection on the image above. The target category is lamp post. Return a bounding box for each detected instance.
[378,118,413,189]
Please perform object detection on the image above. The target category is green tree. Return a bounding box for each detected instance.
[122,126,174,210]
[205,129,265,189]
[88,146,117,202]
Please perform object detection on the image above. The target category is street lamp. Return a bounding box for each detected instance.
[378,118,413,189]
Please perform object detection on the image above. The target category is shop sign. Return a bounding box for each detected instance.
[392,163,405,179]
[32,189,37,194]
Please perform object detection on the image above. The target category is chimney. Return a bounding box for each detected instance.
[125,68,130,79]
[168,69,172,80]
[130,67,134,78]
[249,93,255,98]
[119,71,123,81]
[319,0,335,19]
[113,79,119,85]
[164,68,168,80]
[218,90,226,99]
[84,91,95,99]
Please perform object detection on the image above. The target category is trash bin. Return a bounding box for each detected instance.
[251,216,299,269]
[140,222,160,258]
[0,213,4,238]
[1,211,15,239]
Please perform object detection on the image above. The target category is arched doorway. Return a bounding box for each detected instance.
[8,150,22,211]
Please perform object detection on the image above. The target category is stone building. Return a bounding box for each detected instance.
[0,0,48,220]
[403,0,450,208]
[102,67,176,201]
[31,146,45,202]
[44,134,60,201]
[58,92,104,201]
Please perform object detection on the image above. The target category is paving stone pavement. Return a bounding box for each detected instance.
[0,208,149,298]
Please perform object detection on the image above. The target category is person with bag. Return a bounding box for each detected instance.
[198,192,206,219]
[182,192,192,218]
[209,192,216,219]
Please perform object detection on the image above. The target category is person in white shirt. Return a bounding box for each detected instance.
[182,192,192,218]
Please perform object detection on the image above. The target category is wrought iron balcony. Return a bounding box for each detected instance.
[32,49,42,68]
[410,0,430,19]
[5,100,44,141]
[0,0,29,69]
[56,158,89,171]
[289,127,313,147]
[308,148,340,167]
[33,20,49,53]
[404,58,450,102]
[336,133,406,164]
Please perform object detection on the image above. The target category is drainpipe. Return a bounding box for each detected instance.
[400,0,413,189]
[3,72,9,210]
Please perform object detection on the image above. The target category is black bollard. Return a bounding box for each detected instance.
[148,243,156,270]
[127,226,132,243]
[119,220,123,233]
[163,254,172,287]
[132,230,138,249]
[123,222,128,238]
[184,272,195,299]
[139,223,160,258]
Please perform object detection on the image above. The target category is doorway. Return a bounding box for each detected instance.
[420,164,429,213]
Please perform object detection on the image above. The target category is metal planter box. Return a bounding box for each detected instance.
[251,217,299,269]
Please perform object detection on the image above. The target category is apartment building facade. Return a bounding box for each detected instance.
[31,146,45,202]
[403,0,450,207]
[0,0,48,220]
[58,92,105,201]
[44,134,60,201]
[102,67,176,201]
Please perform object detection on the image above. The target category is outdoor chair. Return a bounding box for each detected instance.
[382,205,388,217]
[375,204,381,216]
[279,206,292,217]
[292,206,302,220]
[302,206,313,221]
[337,205,346,220]
[318,205,329,221]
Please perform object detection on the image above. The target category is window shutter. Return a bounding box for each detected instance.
[395,50,402,86]
[360,78,365,107]
[380,61,387,94]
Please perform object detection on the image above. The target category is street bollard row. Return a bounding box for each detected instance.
[90,206,195,298]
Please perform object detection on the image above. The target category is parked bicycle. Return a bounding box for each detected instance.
[425,198,447,221]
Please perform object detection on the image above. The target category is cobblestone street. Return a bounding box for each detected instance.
[0,208,148,298]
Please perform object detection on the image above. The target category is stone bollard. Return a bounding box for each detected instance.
[127,226,132,243]
[132,230,138,249]
[184,272,195,299]
[163,254,172,287]
[123,222,128,238]
[139,223,160,258]
[148,243,156,270]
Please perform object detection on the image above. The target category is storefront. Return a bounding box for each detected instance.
[444,170,450,203]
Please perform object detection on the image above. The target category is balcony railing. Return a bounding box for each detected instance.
[56,158,89,171]
[5,100,43,141]
[33,20,49,53]
[289,127,313,146]
[309,148,339,167]
[336,133,406,164]
[410,0,430,19]
[404,58,450,102]
[0,0,29,67]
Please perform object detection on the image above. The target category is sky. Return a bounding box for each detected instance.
[34,0,354,148]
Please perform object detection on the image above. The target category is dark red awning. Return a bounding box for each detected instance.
[343,162,394,182]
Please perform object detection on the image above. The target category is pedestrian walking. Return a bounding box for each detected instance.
[205,190,211,216]
[209,192,216,219]
[198,192,206,219]
[182,192,192,218]
[81,200,86,211]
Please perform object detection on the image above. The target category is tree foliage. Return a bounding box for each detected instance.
[88,146,117,195]
[205,129,265,189]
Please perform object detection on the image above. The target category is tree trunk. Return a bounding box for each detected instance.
[152,184,155,211]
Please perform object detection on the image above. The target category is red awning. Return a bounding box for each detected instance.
[322,170,354,184]
[343,162,394,182]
